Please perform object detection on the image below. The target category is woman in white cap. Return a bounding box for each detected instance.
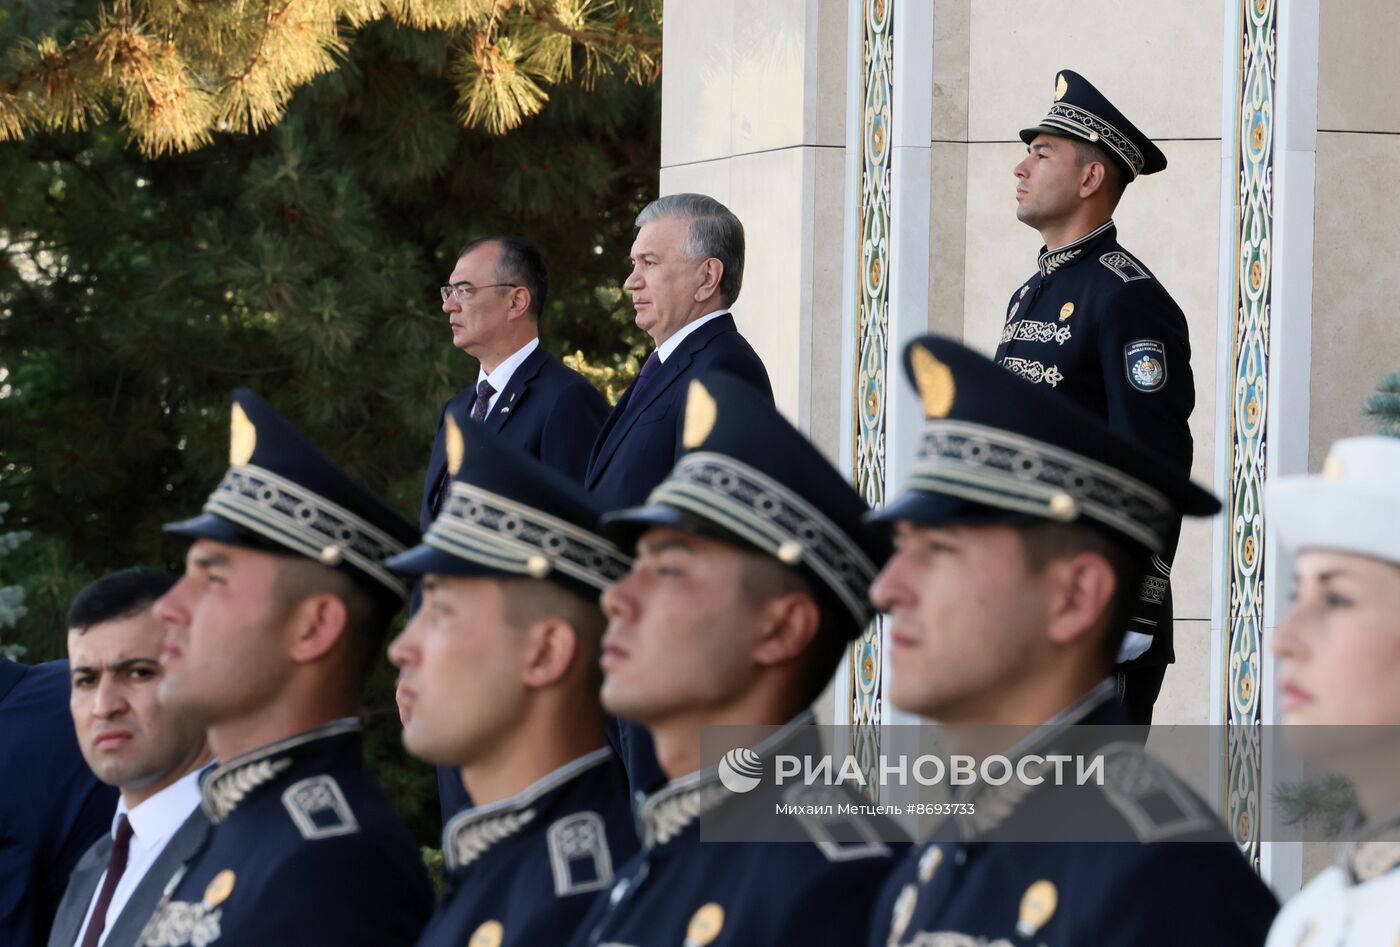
[1265,435,1400,946]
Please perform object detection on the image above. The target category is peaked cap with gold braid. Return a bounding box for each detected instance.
[385,411,630,600]
[164,389,418,606]
[601,372,890,636]
[1020,69,1167,180]
[869,336,1219,555]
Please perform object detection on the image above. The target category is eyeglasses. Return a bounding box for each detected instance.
[439,282,520,303]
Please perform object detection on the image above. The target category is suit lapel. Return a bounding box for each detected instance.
[486,345,547,433]
[106,809,211,946]
[587,316,737,485]
[48,835,112,947]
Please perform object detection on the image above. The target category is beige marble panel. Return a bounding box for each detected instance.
[731,0,812,155]
[660,0,736,167]
[966,0,1222,142]
[1318,0,1400,133]
[1153,619,1213,725]
[807,146,849,463]
[1309,132,1400,468]
[929,140,968,337]
[661,148,813,428]
[932,0,971,142]
[961,141,1042,352]
[813,0,850,148]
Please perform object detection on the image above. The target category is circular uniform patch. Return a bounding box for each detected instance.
[1123,339,1168,393]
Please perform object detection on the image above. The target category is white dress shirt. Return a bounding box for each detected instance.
[656,309,729,363]
[475,337,540,416]
[75,768,205,946]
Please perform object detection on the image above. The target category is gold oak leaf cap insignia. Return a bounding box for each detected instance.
[446,414,465,476]
[683,379,718,449]
[911,344,956,418]
[1055,73,1068,101]
[230,403,257,466]
[1017,880,1058,937]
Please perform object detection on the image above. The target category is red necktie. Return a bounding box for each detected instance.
[80,814,133,947]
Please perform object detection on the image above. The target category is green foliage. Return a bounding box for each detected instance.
[1274,773,1359,839]
[1365,370,1400,436]
[0,0,662,154]
[0,10,655,843]
[0,502,31,659]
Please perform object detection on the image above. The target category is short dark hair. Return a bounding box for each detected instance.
[67,567,178,633]
[1070,138,1128,207]
[1016,522,1145,665]
[635,194,746,307]
[457,236,550,320]
[737,553,847,705]
[273,560,396,689]
[499,578,607,689]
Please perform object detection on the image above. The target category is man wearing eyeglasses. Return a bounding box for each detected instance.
[424,235,608,820]
[424,236,608,534]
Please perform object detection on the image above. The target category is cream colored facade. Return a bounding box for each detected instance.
[658,0,1400,895]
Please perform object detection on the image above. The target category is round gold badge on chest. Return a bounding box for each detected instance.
[1059,302,1075,322]
[203,869,236,908]
[469,919,504,947]
[685,902,725,946]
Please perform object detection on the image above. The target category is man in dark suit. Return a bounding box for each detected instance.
[1,658,117,947]
[421,236,608,533]
[583,194,772,796]
[49,568,212,947]
[423,236,609,820]
[585,193,772,513]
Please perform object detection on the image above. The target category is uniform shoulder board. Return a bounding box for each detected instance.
[547,811,615,896]
[1099,250,1152,283]
[1098,742,1218,842]
[281,775,360,840]
[781,785,890,862]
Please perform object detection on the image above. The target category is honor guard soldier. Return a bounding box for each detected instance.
[385,415,639,947]
[138,390,433,946]
[1265,436,1400,946]
[570,372,903,947]
[1001,70,1195,724]
[866,337,1277,946]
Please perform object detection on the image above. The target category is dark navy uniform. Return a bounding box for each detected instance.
[140,722,432,946]
[574,372,904,946]
[868,683,1278,946]
[572,713,903,947]
[1002,71,1194,710]
[386,411,641,947]
[415,749,637,947]
[143,390,432,945]
[869,335,1277,945]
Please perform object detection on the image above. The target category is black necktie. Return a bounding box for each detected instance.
[80,815,133,947]
[628,351,661,408]
[470,378,496,423]
[435,378,496,514]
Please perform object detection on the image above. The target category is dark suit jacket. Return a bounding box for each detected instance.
[0,660,117,947]
[422,344,607,822]
[583,313,771,797]
[585,313,772,512]
[46,806,209,947]
[419,343,609,532]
